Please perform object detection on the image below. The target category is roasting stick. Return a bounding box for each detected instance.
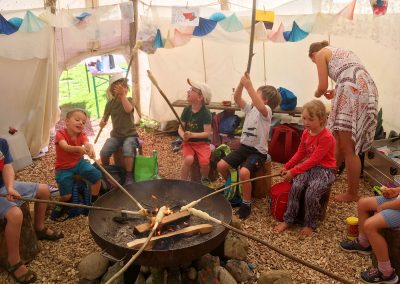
[106,206,167,284]
[181,173,280,211]
[146,70,185,130]
[92,160,147,215]
[0,194,144,216]
[188,208,351,284]
[94,41,142,144]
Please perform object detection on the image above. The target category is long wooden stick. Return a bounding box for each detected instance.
[246,0,257,74]
[147,70,185,130]
[0,194,144,216]
[189,208,352,284]
[105,206,166,284]
[181,172,280,211]
[93,161,146,213]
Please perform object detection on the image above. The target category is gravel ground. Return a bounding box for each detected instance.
[0,119,373,283]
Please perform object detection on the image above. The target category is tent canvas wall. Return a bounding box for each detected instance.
[0,0,399,157]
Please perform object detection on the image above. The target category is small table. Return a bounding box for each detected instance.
[89,69,125,118]
[172,100,303,116]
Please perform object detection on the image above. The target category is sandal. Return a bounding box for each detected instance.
[35,227,64,241]
[6,260,37,283]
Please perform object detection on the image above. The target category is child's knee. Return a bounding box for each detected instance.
[5,207,23,224]
[60,194,72,202]
[184,155,194,165]
[36,184,50,199]
[363,218,380,233]
[239,167,250,180]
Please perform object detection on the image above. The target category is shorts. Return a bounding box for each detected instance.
[182,141,211,166]
[0,181,38,219]
[222,144,269,174]
[56,159,101,196]
[376,196,400,228]
[100,136,139,158]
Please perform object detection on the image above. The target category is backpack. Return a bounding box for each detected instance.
[278,87,297,111]
[219,114,241,135]
[269,124,302,164]
[223,168,242,207]
[269,181,291,222]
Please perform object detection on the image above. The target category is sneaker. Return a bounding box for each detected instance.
[124,176,133,186]
[235,203,251,220]
[360,267,399,284]
[339,239,372,255]
[50,205,66,221]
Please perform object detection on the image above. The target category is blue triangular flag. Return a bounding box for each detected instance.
[283,21,308,42]
[154,29,164,48]
[0,14,18,35]
[193,17,217,36]
[19,10,45,33]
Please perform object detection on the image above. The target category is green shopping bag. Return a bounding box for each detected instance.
[134,150,159,182]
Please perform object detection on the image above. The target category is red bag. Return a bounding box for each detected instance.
[268,124,302,164]
[269,181,291,222]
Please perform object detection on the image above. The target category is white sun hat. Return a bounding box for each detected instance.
[187,78,212,105]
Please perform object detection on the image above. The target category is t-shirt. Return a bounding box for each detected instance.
[180,105,212,142]
[104,98,137,138]
[240,103,272,155]
[0,138,13,188]
[55,129,88,170]
[284,128,336,177]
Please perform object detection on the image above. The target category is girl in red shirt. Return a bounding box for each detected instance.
[273,100,336,236]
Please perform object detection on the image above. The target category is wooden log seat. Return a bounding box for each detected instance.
[295,186,332,223]
[251,159,272,199]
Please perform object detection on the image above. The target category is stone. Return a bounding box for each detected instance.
[214,266,237,284]
[187,267,197,281]
[225,259,252,282]
[101,261,124,284]
[195,253,220,271]
[224,232,249,260]
[258,270,292,284]
[134,273,146,284]
[78,252,109,280]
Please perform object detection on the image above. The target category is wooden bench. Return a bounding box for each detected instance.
[0,202,40,267]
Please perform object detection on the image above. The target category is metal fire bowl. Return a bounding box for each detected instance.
[88,179,232,267]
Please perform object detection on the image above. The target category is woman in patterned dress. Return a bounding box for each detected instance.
[309,40,378,202]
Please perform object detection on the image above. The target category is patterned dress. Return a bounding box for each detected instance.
[325,46,378,154]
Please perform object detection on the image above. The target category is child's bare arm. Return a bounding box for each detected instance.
[184,124,211,140]
[58,139,87,155]
[120,95,133,113]
[379,198,400,211]
[234,82,246,109]
[241,73,269,117]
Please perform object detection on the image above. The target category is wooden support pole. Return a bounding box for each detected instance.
[130,0,141,117]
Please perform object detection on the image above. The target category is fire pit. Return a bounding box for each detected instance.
[89,179,232,267]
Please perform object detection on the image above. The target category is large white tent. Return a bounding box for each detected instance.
[1,0,399,156]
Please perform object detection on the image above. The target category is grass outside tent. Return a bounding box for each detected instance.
[59,62,128,119]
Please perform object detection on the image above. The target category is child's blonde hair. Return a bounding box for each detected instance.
[257,85,281,110]
[302,100,327,126]
[66,108,87,119]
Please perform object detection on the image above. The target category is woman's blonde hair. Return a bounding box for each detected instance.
[308,40,329,58]
[302,100,327,126]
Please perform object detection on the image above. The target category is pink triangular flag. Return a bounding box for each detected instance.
[268,22,286,42]
[171,28,192,47]
[337,0,357,20]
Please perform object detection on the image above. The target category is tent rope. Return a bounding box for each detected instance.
[201,39,207,82]
[263,40,267,85]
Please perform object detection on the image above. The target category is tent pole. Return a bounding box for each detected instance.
[263,41,267,85]
[130,0,141,117]
[201,39,207,83]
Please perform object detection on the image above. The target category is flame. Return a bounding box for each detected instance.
[151,195,157,200]
[164,207,173,215]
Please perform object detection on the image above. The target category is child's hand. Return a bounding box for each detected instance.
[77,146,88,156]
[84,145,96,159]
[280,168,288,176]
[382,187,399,199]
[99,119,107,128]
[324,89,335,100]
[112,84,127,98]
[240,73,252,89]
[183,131,191,141]
[283,171,293,182]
